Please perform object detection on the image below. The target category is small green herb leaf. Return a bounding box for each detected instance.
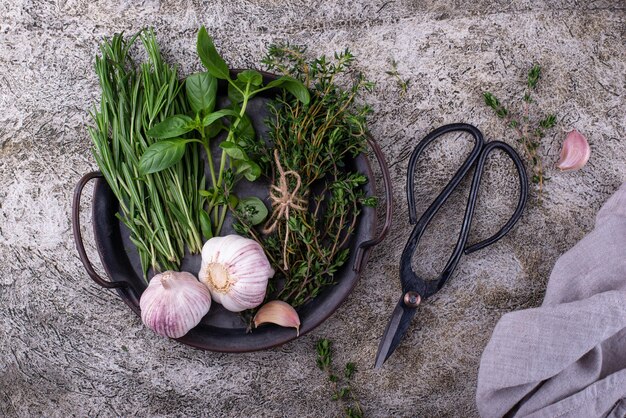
[199,209,213,239]
[220,141,247,160]
[527,64,541,90]
[139,139,189,174]
[202,109,240,127]
[235,114,255,142]
[244,164,261,181]
[237,69,263,87]
[205,119,224,139]
[237,197,268,226]
[228,194,239,208]
[237,160,261,181]
[228,80,246,103]
[266,76,310,104]
[360,196,378,207]
[147,115,195,139]
[186,72,217,114]
[539,114,557,129]
[197,26,230,80]
[483,92,500,111]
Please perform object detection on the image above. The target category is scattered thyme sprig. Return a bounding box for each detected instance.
[385,59,409,96]
[316,339,364,418]
[483,64,557,194]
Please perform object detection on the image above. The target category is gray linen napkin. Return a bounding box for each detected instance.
[476,182,626,418]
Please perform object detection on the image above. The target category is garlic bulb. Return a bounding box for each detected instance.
[557,129,590,171]
[254,300,301,336]
[199,235,274,312]
[140,271,211,338]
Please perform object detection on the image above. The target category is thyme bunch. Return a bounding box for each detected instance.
[483,64,557,193]
[316,339,363,418]
[235,44,376,308]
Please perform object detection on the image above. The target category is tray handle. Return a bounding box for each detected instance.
[353,134,393,272]
[72,171,130,290]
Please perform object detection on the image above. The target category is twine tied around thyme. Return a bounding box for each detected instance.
[263,149,308,270]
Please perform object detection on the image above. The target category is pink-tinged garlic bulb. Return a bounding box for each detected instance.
[199,235,274,312]
[140,271,211,338]
[557,130,590,171]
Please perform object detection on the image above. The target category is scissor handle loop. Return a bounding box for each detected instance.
[406,123,484,224]
[401,124,528,298]
[462,141,528,255]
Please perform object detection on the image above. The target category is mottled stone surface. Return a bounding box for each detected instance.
[1,1,624,416]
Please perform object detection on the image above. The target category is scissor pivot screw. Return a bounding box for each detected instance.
[403,291,421,308]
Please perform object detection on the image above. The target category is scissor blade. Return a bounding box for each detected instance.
[374,298,417,368]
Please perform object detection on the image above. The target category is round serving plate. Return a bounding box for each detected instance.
[72,71,392,352]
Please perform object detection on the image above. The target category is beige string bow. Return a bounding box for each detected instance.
[263,149,307,270]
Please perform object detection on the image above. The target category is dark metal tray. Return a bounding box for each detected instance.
[71,72,392,352]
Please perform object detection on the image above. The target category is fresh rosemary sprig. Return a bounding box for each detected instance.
[234,44,376,308]
[89,30,204,276]
[316,339,364,418]
[483,64,557,193]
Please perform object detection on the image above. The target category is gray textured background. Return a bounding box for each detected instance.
[1,1,625,417]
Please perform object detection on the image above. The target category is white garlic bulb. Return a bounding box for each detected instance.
[140,271,211,338]
[199,235,274,312]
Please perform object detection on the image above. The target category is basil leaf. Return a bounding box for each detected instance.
[219,141,247,160]
[235,114,255,142]
[266,76,310,104]
[227,80,246,104]
[205,119,224,139]
[237,70,263,87]
[243,161,261,181]
[237,196,268,226]
[139,139,188,174]
[147,115,195,139]
[199,209,213,239]
[186,72,217,114]
[202,109,240,127]
[197,26,230,80]
[234,160,261,181]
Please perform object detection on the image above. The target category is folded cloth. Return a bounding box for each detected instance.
[476,182,626,418]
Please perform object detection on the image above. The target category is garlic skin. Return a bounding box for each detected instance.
[254,300,301,336]
[557,130,590,171]
[199,235,274,312]
[140,271,211,338]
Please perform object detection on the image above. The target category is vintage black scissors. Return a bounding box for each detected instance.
[374,123,528,368]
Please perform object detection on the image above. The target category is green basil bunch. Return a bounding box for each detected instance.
[139,27,310,236]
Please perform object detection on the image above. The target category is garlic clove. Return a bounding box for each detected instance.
[140,271,211,339]
[253,300,301,336]
[199,235,274,312]
[557,129,590,171]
